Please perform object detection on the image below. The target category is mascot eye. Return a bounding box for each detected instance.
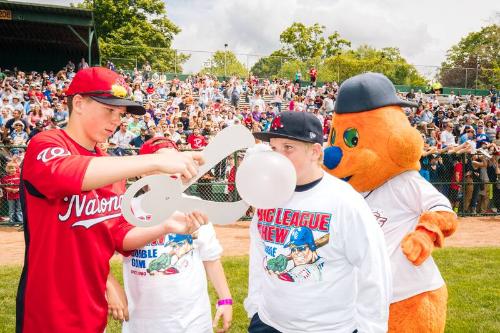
[343,128,359,148]
[330,128,336,145]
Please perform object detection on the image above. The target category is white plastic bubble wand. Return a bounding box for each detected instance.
[121,125,254,227]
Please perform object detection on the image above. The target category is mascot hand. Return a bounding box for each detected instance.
[401,229,435,266]
[402,211,457,266]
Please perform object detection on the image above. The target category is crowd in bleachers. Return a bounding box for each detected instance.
[0,60,499,217]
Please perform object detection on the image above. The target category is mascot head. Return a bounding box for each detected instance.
[323,72,423,192]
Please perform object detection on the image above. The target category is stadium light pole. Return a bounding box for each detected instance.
[224,43,228,79]
[475,55,480,93]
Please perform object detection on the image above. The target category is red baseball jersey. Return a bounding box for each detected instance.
[1,172,21,200]
[187,134,208,149]
[17,129,134,333]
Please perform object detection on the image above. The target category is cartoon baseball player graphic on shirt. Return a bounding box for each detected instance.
[147,234,194,275]
[265,227,328,283]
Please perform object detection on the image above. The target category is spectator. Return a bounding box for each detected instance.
[440,122,456,147]
[10,120,29,145]
[250,92,265,112]
[309,67,318,86]
[78,57,89,71]
[230,83,241,107]
[449,155,464,212]
[294,69,302,84]
[226,153,243,202]
[129,128,150,149]
[40,99,54,119]
[3,109,30,139]
[187,127,208,150]
[27,104,45,128]
[110,121,135,155]
[1,161,22,226]
[127,115,144,137]
[53,103,69,128]
[142,61,152,81]
[27,120,44,141]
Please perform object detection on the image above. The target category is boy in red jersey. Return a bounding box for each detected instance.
[1,161,22,226]
[16,67,208,333]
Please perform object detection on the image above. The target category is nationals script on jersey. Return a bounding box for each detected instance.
[17,130,134,333]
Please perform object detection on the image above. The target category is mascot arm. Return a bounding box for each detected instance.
[401,211,457,266]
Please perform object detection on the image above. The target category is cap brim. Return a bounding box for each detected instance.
[90,96,145,115]
[253,131,317,144]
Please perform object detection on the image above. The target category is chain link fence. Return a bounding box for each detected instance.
[0,145,497,226]
[420,152,499,216]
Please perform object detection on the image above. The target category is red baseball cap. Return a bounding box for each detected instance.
[66,67,145,115]
[139,137,179,155]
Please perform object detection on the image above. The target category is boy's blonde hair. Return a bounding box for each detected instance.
[304,142,324,167]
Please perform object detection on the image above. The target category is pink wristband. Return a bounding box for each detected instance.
[217,298,233,307]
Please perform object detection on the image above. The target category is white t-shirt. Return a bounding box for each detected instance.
[324,98,334,112]
[110,130,134,149]
[440,130,456,147]
[133,90,144,103]
[122,196,222,333]
[361,171,453,302]
[245,173,391,333]
[251,97,266,112]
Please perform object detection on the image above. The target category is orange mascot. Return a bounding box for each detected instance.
[323,73,457,332]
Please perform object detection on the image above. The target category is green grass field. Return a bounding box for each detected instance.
[1,248,499,333]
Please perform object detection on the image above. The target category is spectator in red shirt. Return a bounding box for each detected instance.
[309,67,318,86]
[226,153,243,202]
[449,155,463,212]
[1,161,22,226]
[146,82,155,96]
[187,127,208,149]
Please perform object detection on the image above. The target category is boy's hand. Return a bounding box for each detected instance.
[155,149,205,182]
[213,304,232,333]
[164,211,208,235]
[106,276,129,322]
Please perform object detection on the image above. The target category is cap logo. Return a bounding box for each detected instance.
[111,76,131,99]
[309,132,317,139]
[111,84,128,99]
[271,116,284,130]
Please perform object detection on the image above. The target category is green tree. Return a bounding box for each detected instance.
[200,51,248,78]
[277,46,427,86]
[279,22,350,61]
[250,50,289,78]
[439,24,500,89]
[324,31,351,58]
[79,0,187,72]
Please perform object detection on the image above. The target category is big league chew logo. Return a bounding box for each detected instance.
[256,208,331,243]
[257,208,331,283]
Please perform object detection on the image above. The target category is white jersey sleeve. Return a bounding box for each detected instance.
[341,195,392,333]
[197,223,223,261]
[244,215,264,318]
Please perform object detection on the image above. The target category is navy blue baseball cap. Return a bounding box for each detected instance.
[334,72,418,114]
[253,111,324,145]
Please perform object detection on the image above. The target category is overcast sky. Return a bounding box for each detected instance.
[19,0,500,74]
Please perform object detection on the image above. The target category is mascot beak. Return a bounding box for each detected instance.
[324,146,343,170]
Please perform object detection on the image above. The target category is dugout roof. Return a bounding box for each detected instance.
[0,1,99,72]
